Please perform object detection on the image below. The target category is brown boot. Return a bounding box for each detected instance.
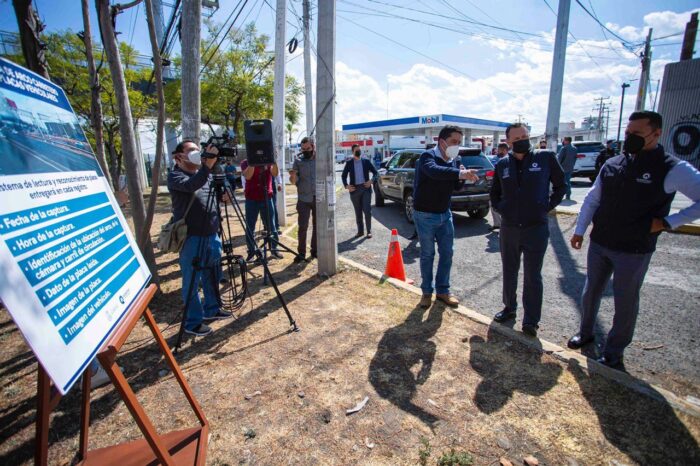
[436,293,459,308]
[419,294,432,309]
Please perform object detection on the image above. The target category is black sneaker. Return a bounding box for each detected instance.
[203,310,233,322]
[245,252,256,262]
[293,254,306,263]
[184,324,213,336]
[270,251,283,259]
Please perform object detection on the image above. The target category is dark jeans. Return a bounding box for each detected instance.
[297,199,317,256]
[500,223,549,326]
[244,198,278,254]
[350,185,372,234]
[179,234,222,330]
[564,172,573,198]
[579,241,653,360]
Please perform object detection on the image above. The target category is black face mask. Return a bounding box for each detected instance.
[512,139,531,154]
[302,150,313,159]
[354,151,361,157]
[623,133,646,155]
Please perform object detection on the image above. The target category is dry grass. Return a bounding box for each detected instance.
[0,193,699,465]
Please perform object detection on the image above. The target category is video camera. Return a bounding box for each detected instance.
[202,132,238,159]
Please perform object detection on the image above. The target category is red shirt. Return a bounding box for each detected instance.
[241,160,273,201]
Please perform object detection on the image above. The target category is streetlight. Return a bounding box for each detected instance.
[617,82,631,144]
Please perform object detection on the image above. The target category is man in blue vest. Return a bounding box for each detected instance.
[568,111,700,369]
[490,123,566,337]
[413,125,479,309]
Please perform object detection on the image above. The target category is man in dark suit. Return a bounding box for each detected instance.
[342,144,379,238]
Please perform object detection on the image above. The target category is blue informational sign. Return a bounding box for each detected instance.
[0,58,151,394]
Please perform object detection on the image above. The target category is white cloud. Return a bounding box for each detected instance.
[607,9,698,43]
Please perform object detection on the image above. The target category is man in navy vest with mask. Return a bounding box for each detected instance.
[568,111,700,369]
[413,125,479,309]
[490,123,566,337]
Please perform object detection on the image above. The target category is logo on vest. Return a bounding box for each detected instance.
[529,162,542,172]
[503,167,510,178]
[636,172,652,184]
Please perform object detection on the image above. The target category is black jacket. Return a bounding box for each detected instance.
[490,149,566,227]
[167,165,219,237]
[342,158,378,186]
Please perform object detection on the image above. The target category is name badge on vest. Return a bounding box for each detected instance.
[636,172,652,184]
[503,167,510,179]
[529,162,542,172]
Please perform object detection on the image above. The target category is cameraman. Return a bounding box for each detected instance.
[240,157,282,261]
[168,139,232,337]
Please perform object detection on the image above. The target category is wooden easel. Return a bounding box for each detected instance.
[34,284,209,466]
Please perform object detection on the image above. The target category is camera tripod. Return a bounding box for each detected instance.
[174,164,299,351]
[255,169,302,284]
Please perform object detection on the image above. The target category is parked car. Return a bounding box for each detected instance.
[374,148,495,223]
[570,140,605,181]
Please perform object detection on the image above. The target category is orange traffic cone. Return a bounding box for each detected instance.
[383,229,413,284]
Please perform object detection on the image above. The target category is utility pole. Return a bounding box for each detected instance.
[680,12,698,61]
[617,82,630,143]
[303,0,314,137]
[273,0,287,226]
[635,28,653,111]
[544,0,571,150]
[593,97,609,141]
[180,0,200,140]
[315,0,337,276]
[604,105,611,141]
[153,0,178,159]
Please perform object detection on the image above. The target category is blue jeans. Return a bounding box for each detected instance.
[413,209,454,295]
[564,172,573,198]
[245,198,279,254]
[179,234,222,330]
[579,241,653,360]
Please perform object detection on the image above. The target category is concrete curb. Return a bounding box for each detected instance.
[338,255,700,419]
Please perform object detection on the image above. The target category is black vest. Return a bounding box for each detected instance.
[590,146,678,254]
[495,150,554,227]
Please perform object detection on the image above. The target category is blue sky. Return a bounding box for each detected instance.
[1,0,698,138]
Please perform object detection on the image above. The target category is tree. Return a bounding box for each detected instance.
[96,0,158,279]
[12,0,49,78]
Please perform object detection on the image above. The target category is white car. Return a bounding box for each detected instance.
[571,141,605,181]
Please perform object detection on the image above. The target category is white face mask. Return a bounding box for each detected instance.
[445,145,460,161]
[187,150,202,165]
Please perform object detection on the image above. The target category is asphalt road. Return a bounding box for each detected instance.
[333,174,700,398]
[0,133,101,176]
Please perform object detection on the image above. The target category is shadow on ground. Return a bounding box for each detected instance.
[369,303,446,427]
[469,321,562,414]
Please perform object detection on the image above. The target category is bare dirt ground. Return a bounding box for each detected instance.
[1,193,699,465]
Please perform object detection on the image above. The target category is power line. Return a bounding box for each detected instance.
[587,0,627,59]
[199,0,250,75]
[541,0,618,85]
[574,0,635,50]
[336,6,626,61]
[200,0,246,61]
[337,12,517,98]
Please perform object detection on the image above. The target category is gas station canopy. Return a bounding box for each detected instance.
[342,114,511,135]
[342,114,512,152]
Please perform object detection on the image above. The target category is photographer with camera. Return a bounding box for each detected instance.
[240,157,282,261]
[168,139,233,337]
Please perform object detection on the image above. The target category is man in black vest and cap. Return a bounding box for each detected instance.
[490,123,566,337]
[567,111,700,369]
